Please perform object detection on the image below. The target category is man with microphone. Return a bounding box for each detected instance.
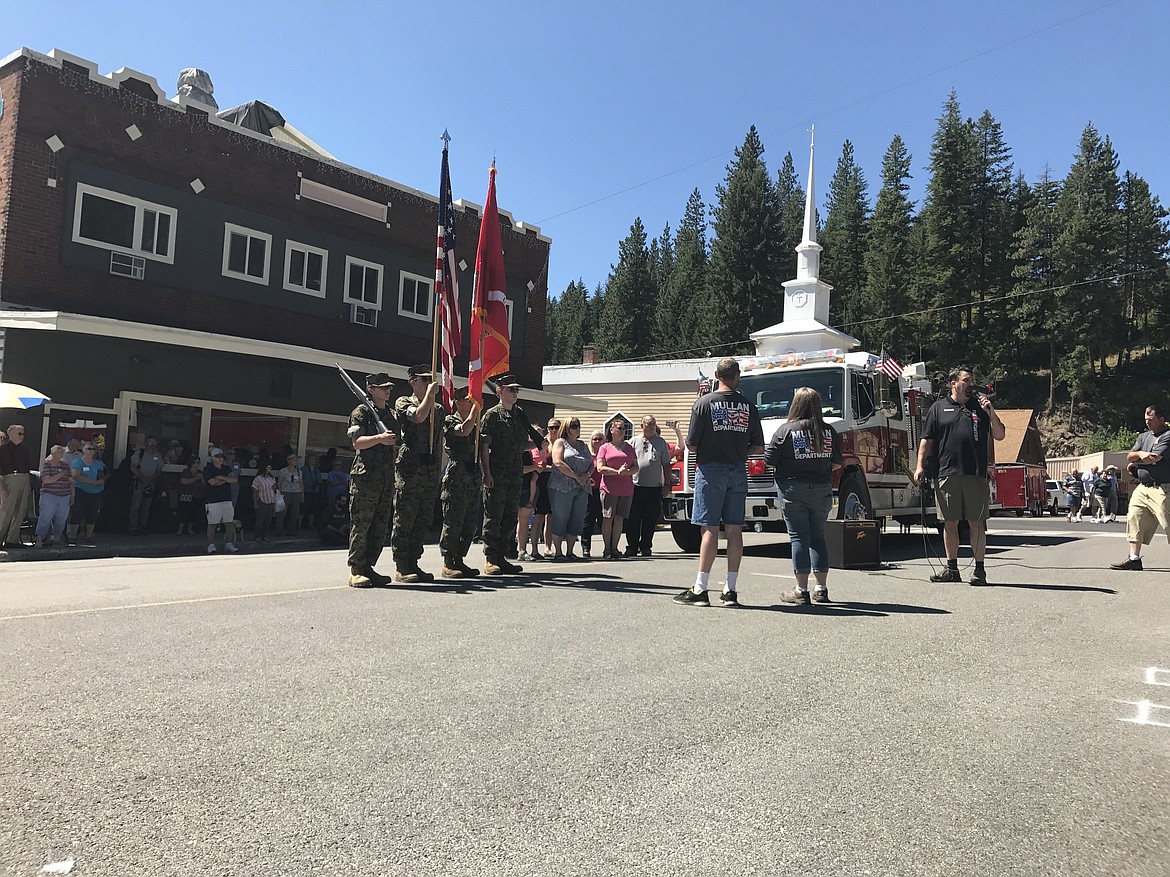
[914,367,1006,585]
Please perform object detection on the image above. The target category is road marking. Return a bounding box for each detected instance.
[0,585,347,622]
[756,573,794,580]
[1119,699,1170,728]
[1146,667,1170,687]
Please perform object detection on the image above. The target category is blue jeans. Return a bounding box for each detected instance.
[549,487,588,536]
[778,480,833,574]
[692,463,747,527]
[37,492,71,539]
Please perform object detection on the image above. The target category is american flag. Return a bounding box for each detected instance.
[436,132,461,412]
[876,352,902,380]
[697,369,711,396]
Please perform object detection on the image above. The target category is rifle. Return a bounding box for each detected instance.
[336,364,390,434]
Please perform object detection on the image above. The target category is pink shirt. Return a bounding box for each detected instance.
[253,473,277,504]
[596,441,636,497]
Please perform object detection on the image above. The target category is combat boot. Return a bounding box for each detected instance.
[458,559,479,578]
[498,558,524,574]
[366,567,392,586]
[394,568,420,584]
[441,556,464,578]
[483,558,506,576]
[348,569,373,588]
[411,563,435,583]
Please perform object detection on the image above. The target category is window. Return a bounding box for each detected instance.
[209,408,300,463]
[398,271,433,321]
[222,223,272,285]
[738,368,845,420]
[344,256,382,309]
[73,183,177,264]
[131,402,202,464]
[283,240,328,298]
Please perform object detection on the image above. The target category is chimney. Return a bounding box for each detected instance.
[581,345,598,365]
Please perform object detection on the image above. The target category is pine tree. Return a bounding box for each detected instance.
[1052,124,1123,377]
[545,289,561,364]
[916,91,980,364]
[860,134,915,354]
[707,126,786,352]
[551,279,590,364]
[596,218,653,361]
[821,139,870,329]
[1010,166,1062,410]
[776,151,805,274]
[969,110,1016,377]
[655,189,709,356]
[1118,171,1170,359]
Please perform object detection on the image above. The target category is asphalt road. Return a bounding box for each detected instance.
[2,517,1168,876]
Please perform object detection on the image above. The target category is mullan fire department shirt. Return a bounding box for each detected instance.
[764,422,842,483]
[922,395,990,478]
[687,389,764,466]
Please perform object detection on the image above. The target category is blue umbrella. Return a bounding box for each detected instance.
[0,382,51,409]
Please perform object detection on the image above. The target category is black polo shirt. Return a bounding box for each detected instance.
[923,395,990,478]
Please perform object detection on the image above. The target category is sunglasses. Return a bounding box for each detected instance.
[547,424,561,430]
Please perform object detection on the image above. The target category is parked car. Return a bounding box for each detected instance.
[1046,479,1072,515]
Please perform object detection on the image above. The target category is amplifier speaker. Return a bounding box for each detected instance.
[824,519,881,569]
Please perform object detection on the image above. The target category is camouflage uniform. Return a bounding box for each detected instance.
[480,402,527,564]
[392,393,440,571]
[440,410,481,565]
[347,403,395,575]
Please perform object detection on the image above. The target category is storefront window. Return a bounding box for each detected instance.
[306,417,354,468]
[209,408,300,468]
[50,410,116,464]
[131,401,202,465]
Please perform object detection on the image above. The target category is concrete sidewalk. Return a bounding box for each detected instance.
[0,526,335,563]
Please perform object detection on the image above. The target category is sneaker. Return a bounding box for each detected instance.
[811,588,831,604]
[929,568,962,583]
[518,551,534,562]
[1108,515,1118,523]
[779,588,810,605]
[224,542,239,553]
[719,590,740,607]
[206,544,217,554]
[674,588,710,607]
[581,547,591,558]
[968,568,988,586]
[1110,557,1144,571]
[530,550,544,561]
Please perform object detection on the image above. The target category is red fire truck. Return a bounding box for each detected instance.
[664,347,946,552]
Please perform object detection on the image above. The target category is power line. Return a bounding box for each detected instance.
[619,265,1166,363]
[535,0,1127,227]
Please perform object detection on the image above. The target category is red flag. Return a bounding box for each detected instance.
[436,136,460,412]
[468,162,510,404]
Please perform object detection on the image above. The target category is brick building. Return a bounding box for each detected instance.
[0,47,583,528]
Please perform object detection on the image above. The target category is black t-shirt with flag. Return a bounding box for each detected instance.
[764,422,843,484]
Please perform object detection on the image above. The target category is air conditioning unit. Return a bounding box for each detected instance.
[110,252,145,280]
[350,304,378,327]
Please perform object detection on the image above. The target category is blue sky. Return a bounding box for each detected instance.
[6,0,1168,302]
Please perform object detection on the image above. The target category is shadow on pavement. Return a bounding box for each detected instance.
[969,581,1117,594]
[737,599,949,617]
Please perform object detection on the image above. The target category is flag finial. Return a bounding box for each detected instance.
[441,128,451,145]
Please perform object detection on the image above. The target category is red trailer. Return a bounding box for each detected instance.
[993,463,1048,517]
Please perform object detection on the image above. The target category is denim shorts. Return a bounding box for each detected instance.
[691,462,747,527]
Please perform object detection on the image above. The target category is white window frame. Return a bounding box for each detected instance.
[283,240,329,298]
[397,270,434,322]
[72,182,177,265]
[222,223,272,286]
[343,256,383,310]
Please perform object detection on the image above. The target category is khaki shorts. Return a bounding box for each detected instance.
[600,490,633,519]
[936,475,990,522]
[1126,484,1170,545]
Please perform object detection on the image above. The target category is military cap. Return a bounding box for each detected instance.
[452,386,470,400]
[490,372,522,389]
[365,372,394,388]
[407,365,433,380]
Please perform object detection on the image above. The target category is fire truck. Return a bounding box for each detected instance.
[663,347,942,553]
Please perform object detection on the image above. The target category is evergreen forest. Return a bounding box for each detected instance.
[543,93,1170,453]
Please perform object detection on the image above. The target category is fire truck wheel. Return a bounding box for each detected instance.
[837,473,873,521]
[670,522,702,553]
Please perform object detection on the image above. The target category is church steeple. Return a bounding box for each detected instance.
[749,126,859,355]
[795,126,823,281]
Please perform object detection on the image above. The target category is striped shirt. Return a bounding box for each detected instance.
[39,458,74,497]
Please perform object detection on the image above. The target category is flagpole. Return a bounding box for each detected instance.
[428,131,451,455]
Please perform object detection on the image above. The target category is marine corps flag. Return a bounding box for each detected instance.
[467,161,510,404]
